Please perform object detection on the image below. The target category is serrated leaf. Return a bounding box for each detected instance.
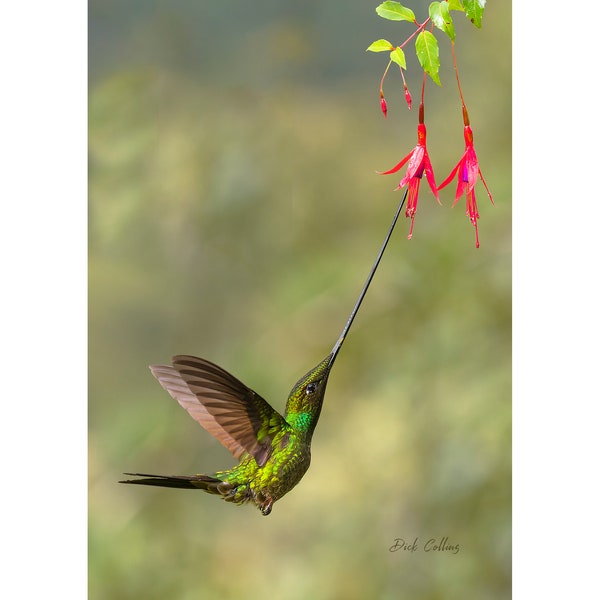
[415,31,441,85]
[463,0,486,27]
[375,1,416,23]
[389,47,406,69]
[447,0,464,11]
[366,39,394,52]
[429,1,456,40]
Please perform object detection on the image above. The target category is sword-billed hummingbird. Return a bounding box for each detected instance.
[120,190,408,515]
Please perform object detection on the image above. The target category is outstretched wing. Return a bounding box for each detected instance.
[150,355,286,467]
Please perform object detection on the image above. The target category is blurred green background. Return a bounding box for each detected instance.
[89,2,511,599]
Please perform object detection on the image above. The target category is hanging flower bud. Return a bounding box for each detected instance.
[380,91,388,118]
[404,84,412,110]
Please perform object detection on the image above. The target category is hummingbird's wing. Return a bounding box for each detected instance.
[150,355,286,467]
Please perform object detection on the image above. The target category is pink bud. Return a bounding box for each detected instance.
[404,87,412,110]
[380,96,388,118]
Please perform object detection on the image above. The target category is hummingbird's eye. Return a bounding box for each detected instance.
[306,382,319,395]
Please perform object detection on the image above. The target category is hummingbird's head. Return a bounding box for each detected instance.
[284,353,333,437]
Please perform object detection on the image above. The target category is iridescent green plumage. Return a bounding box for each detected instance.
[121,354,333,515]
[121,190,408,515]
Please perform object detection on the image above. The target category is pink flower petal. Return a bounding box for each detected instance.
[454,178,467,207]
[422,153,440,203]
[399,145,425,187]
[377,151,413,175]
[438,159,462,191]
[478,169,495,206]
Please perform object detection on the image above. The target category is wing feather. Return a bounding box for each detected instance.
[150,355,285,466]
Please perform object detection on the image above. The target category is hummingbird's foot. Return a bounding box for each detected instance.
[258,494,274,516]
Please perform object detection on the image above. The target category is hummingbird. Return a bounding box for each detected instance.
[120,190,408,515]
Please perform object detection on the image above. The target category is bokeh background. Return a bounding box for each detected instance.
[89,2,511,599]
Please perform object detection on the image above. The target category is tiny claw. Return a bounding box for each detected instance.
[260,497,273,516]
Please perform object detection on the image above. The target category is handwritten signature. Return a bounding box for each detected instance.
[389,537,460,554]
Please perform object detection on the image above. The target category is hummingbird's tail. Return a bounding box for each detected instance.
[119,472,225,494]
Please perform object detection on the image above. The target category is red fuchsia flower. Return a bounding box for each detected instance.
[438,125,494,248]
[378,123,440,239]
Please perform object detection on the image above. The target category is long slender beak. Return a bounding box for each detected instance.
[326,188,408,372]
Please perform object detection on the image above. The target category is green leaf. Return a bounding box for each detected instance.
[429,1,455,40]
[463,0,486,27]
[415,31,441,85]
[389,47,406,69]
[366,39,395,52]
[375,1,416,23]
[447,0,464,11]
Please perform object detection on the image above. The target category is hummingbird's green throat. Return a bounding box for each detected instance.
[120,189,408,515]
